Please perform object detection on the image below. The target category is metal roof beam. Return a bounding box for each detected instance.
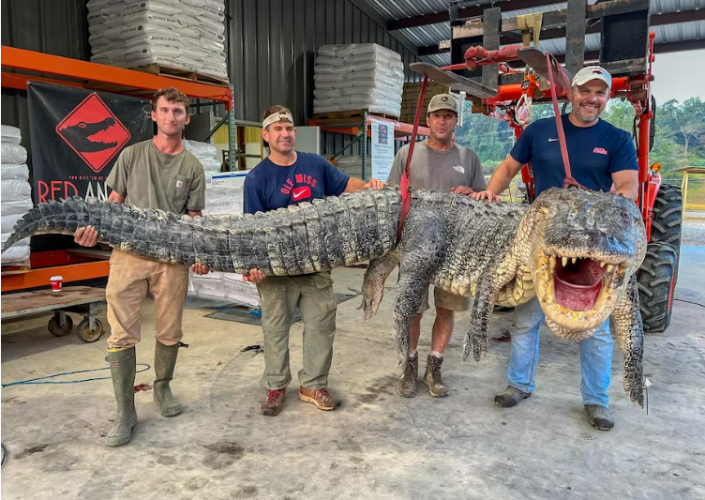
[418,7,705,55]
[387,0,564,31]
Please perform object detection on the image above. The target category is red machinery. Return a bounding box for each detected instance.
[404,1,681,334]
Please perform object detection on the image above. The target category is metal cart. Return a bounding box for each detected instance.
[1,286,107,343]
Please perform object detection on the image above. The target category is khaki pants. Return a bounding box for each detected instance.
[257,271,338,391]
[105,250,189,349]
[419,286,470,313]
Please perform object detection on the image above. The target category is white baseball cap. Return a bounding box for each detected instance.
[571,66,612,89]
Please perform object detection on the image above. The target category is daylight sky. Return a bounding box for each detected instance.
[650,49,705,103]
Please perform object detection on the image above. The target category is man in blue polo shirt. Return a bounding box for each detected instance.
[473,66,638,430]
[243,105,385,417]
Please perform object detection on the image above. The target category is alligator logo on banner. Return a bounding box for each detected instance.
[56,94,132,173]
[28,81,152,204]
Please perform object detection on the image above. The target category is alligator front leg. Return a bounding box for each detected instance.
[360,249,400,322]
[610,273,645,408]
[462,253,518,362]
[392,212,447,365]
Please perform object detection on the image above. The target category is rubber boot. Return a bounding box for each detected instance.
[153,340,182,417]
[105,347,137,447]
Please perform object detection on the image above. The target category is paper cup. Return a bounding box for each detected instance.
[50,275,63,292]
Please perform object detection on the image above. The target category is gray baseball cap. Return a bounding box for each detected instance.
[427,93,459,114]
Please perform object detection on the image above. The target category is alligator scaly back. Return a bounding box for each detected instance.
[0,187,403,275]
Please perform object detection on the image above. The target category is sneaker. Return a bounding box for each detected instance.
[299,386,339,411]
[585,404,614,431]
[261,389,286,416]
[397,353,419,398]
[423,354,449,398]
[494,385,532,407]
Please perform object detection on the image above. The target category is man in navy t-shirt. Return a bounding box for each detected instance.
[473,66,639,431]
[243,105,385,418]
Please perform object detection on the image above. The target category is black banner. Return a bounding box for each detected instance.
[27,81,152,204]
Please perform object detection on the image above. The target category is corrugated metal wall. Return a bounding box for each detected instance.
[1,0,420,159]
[226,0,422,157]
[1,0,89,148]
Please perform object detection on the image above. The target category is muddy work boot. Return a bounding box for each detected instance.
[105,347,138,447]
[494,385,532,408]
[261,389,287,416]
[397,353,419,398]
[299,386,339,411]
[585,404,615,431]
[153,341,182,417]
[424,354,449,398]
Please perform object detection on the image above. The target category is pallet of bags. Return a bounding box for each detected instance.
[312,43,404,117]
[87,0,229,83]
[183,139,222,185]
[1,125,33,271]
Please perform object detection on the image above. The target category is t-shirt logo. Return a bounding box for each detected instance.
[176,180,183,188]
[593,147,608,155]
[292,186,311,200]
[453,165,465,174]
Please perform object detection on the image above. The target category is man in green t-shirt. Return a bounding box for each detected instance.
[387,93,486,399]
[74,87,208,447]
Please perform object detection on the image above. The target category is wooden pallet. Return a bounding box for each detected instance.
[1,259,31,276]
[311,110,400,121]
[133,64,230,86]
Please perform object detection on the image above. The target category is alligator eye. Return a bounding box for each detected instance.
[78,122,87,128]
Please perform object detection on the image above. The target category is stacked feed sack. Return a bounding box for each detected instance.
[1,125,33,264]
[313,43,404,117]
[87,0,229,82]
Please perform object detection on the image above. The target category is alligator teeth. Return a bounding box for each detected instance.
[607,264,614,272]
[562,257,568,267]
[571,257,577,264]
[600,261,606,268]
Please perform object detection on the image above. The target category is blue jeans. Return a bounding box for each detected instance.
[507,297,613,407]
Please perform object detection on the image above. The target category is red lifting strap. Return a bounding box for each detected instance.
[544,52,587,191]
[397,76,428,242]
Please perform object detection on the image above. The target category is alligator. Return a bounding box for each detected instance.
[59,117,118,152]
[1,185,647,406]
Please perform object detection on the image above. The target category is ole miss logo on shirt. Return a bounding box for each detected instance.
[281,173,318,202]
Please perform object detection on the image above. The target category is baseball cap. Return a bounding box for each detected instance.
[571,66,612,89]
[427,94,459,114]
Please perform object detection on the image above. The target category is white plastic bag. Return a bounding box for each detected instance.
[1,164,29,181]
[124,0,182,16]
[1,143,27,165]
[1,214,24,234]
[0,199,34,216]
[1,125,21,144]
[1,180,31,202]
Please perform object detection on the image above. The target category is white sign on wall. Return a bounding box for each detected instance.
[370,118,394,181]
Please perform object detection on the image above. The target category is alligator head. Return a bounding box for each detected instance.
[523,187,647,339]
[59,117,118,152]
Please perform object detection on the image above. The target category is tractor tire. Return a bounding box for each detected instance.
[637,242,678,334]
[650,183,683,264]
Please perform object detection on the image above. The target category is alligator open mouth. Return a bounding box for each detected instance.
[534,252,627,329]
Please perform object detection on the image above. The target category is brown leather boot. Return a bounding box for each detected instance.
[424,354,449,397]
[298,386,339,410]
[261,389,287,416]
[397,353,419,398]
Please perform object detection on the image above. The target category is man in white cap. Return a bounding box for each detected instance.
[473,66,639,430]
[243,105,386,417]
[387,93,487,400]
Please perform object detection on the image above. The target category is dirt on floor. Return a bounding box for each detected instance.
[1,247,704,500]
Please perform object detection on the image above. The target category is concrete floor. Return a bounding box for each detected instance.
[2,246,705,500]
